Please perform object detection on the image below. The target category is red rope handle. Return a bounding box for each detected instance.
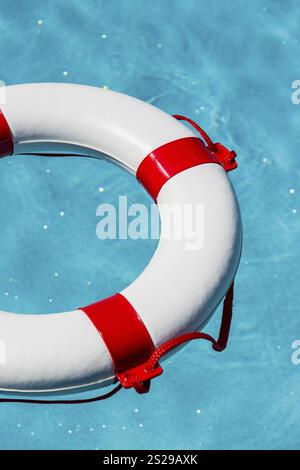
[146,282,234,371]
[173,115,238,172]
[121,282,234,394]
[173,114,216,152]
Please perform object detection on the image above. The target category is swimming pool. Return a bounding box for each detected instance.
[0,0,299,450]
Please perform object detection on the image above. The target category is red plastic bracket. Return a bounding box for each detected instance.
[118,363,163,393]
[211,142,237,172]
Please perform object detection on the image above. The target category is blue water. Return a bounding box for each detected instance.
[0,0,299,450]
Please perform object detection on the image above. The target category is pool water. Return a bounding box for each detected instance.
[0,0,300,450]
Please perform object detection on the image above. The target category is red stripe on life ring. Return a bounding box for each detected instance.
[136,137,218,201]
[0,110,13,157]
[81,294,162,393]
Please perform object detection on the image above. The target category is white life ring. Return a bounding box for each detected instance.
[0,83,242,397]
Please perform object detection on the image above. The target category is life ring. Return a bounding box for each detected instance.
[0,83,242,398]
